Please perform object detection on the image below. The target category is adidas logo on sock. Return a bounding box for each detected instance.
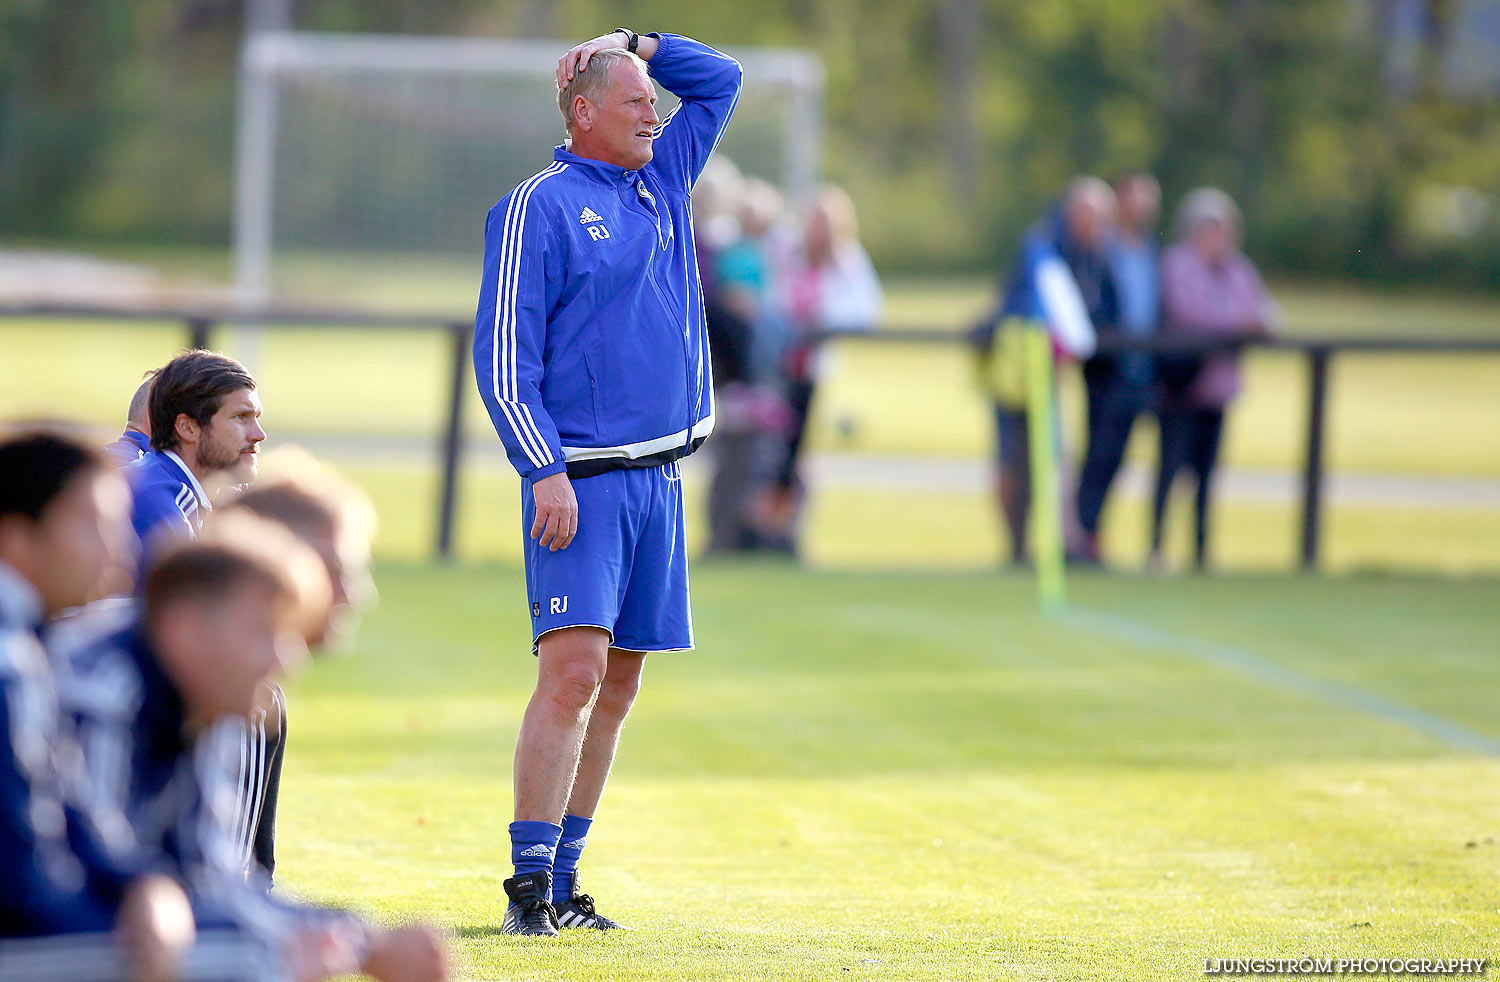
[518,843,554,859]
[579,207,604,224]
[561,838,587,850]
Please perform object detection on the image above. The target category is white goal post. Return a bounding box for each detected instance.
[232,30,825,309]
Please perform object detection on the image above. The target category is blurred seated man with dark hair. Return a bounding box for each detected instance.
[58,519,449,982]
[0,431,252,982]
[102,373,157,467]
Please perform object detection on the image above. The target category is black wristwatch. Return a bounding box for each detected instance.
[612,27,640,53]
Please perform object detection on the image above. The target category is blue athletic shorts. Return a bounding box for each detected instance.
[521,459,693,654]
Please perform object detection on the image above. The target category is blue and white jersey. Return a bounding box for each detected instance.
[58,615,348,947]
[102,429,150,467]
[0,562,128,937]
[473,33,743,481]
[124,449,211,577]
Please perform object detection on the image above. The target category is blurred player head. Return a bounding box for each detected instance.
[559,48,659,170]
[1175,187,1243,264]
[1062,175,1117,251]
[1113,172,1160,238]
[221,454,377,648]
[0,432,132,615]
[149,349,265,488]
[126,371,157,438]
[144,517,328,725]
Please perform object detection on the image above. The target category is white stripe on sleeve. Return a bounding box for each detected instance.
[491,162,568,469]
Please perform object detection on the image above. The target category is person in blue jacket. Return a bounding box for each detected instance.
[102,374,156,467]
[126,350,264,573]
[472,28,741,936]
[972,181,1107,566]
[57,526,449,982]
[0,432,230,981]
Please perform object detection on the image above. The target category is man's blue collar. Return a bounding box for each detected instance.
[553,145,645,186]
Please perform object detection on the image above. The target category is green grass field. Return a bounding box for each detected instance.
[4,260,1497,975]
[274,561,1500,981]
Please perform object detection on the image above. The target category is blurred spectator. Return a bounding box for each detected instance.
[1075,172,1161,564]
[695,156,756,389]
[770,185,883,552]
[719,178,793,383]
[976,178,1113,566]
[1151,188,1278,571]
[705,176,798,554]
[102,373,156,467]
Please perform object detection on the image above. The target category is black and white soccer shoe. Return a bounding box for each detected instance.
[501,871,560,937]
[553,873,629,931]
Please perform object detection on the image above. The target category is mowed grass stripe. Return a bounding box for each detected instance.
[274,564,1500,980]
[1066,606,1500,756]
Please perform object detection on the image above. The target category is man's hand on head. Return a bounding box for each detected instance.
[531,472,579,551]
[556,31,658,88]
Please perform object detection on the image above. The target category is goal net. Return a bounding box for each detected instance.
[233,31,824,312]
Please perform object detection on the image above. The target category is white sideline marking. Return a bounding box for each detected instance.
[1067,607,1500,756]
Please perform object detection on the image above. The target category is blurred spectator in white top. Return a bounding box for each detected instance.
[770,185,883,554]
[702,173,798,555]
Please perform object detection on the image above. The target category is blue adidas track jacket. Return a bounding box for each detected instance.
[473,33,743,482]
[0,562,132,936]
[125,449,209,578]
[57,609,368,946]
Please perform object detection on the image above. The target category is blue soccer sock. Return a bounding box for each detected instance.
[551,813,593,902]
[509,820,563,879]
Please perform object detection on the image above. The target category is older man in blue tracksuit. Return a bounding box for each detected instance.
[473,28,740,936]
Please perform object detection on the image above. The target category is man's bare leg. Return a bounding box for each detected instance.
[513,626,611,823]
[503,627,611,934]
[547,649,645,920]
[567,649,646,819]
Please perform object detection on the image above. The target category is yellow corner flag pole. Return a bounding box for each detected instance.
[1024,326,1067,614]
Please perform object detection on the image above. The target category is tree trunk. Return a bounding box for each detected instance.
[938,0,982,198]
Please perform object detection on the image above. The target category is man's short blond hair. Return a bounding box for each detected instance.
[558,48,649,136]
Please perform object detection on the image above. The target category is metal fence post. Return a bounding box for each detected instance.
[1299,346,1331,571]
[436,324,468,561]
[187,317,214,350]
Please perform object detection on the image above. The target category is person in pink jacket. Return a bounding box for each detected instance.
[1151,188,1278,571]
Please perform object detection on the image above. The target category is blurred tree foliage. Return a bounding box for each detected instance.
[2,0,1497,283]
